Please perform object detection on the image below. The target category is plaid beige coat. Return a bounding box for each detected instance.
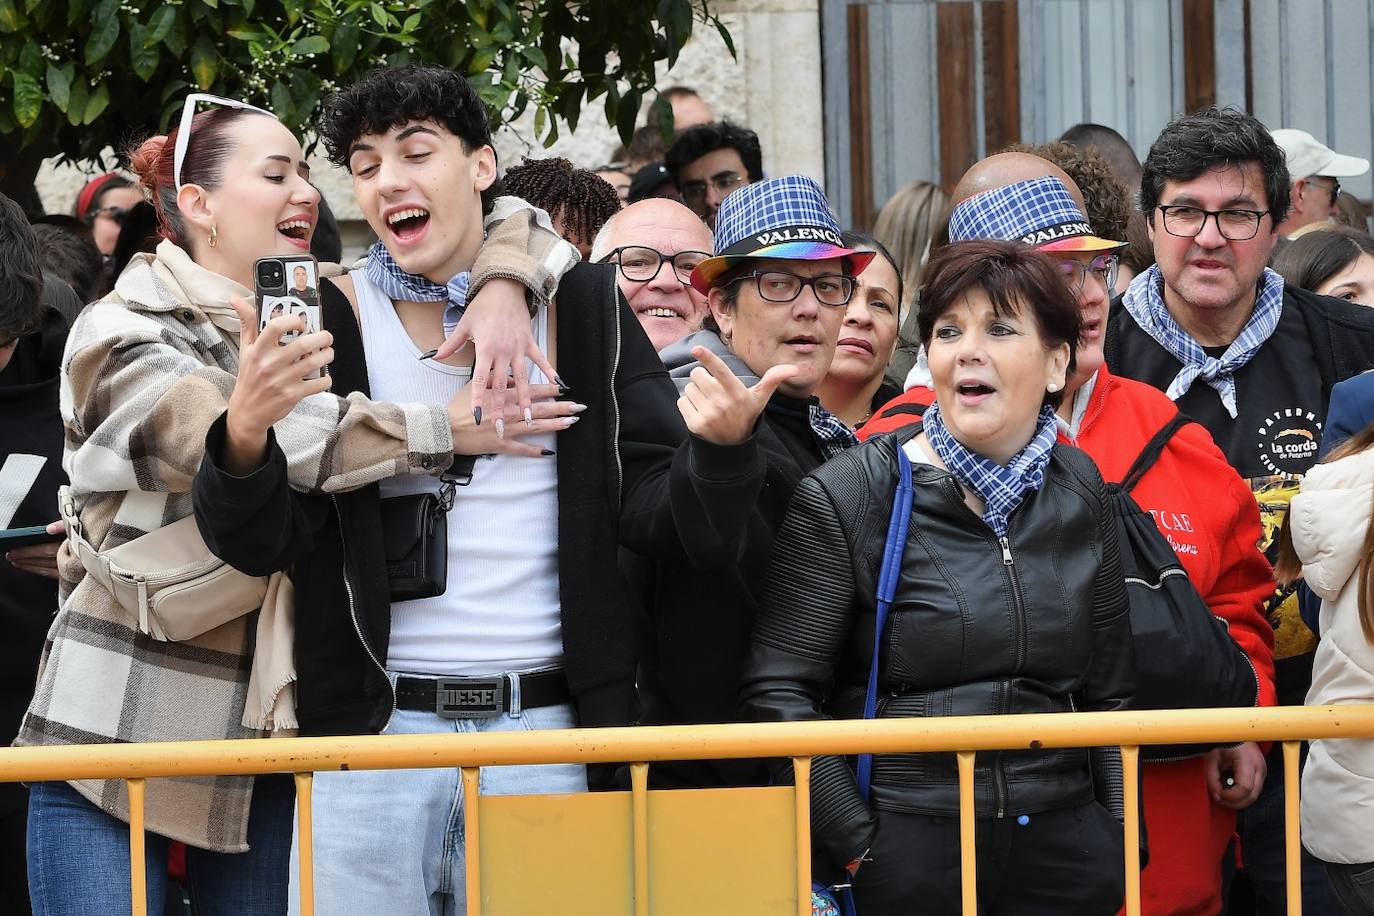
[15,204,570,851]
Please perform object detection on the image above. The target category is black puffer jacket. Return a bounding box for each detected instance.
[740,428,1135,875]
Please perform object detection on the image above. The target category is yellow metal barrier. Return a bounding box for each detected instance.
[2,705,1372,915]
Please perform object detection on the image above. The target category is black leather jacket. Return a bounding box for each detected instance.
[740,429,1135,875]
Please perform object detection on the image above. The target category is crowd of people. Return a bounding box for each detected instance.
[3,61,1374,916]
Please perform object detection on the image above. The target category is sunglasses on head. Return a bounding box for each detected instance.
[173,93,271,191]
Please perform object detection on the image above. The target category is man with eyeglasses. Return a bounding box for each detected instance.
[665,121,764,229]
[590,198,715,351]
[1271,128,1369,238]
[1105,107,1374,914]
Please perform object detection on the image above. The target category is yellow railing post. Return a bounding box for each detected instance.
[792,757,813,916]
[1121,746,1141,916]
[462,766,482,916]
[126,777,147,916]
[1283,741,1303,915]
[631,762,650,916]
[956,750,976,916]
[294,772,315,916]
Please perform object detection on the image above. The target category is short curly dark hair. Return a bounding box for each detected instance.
[500,157,622,250]
[1002,140,1131,243]
[319,65,498,213]
[1140,106,1290,228]
[665,121,764,186]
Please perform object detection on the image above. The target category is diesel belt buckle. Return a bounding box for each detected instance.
[435,677,505,719]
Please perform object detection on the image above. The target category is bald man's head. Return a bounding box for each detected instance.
[591,197,714,351]
[951,152,1087,209]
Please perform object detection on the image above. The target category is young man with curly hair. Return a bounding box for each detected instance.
[192,64,685,914]
[500,156,623,259]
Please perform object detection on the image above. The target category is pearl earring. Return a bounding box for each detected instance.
[1047,382,1059,393]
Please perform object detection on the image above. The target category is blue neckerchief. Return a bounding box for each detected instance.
[1120,264,1284,419]
[364,241,470,337]
[809,402,859,459]
[923,400,1058,537]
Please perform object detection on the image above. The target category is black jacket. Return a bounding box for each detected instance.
[620,332,830,786]
[193,264,684,738]
[740,429,1135,876]
[1104,284,1374,420]
[0,306,68,817]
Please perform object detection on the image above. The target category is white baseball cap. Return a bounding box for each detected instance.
[1271,128,1370,180]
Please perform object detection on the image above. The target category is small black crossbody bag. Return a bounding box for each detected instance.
[380,456,477,601]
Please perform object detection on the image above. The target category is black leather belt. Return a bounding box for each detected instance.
[394,671,570,719]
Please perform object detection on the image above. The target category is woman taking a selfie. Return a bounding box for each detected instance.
[15,95,569,914]
[742,239,1134,915]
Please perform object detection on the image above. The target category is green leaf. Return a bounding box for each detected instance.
[164,15,188,56]
[11,70,40,127]
[65,79,88,126]
[369,2,385,27]
[270,79,291,123]
[129,23,159,80]
[85,0,120,65]
[652,94,673,137]
[333,21,359,72]
[145,5,176,45]
[17,40,39,74]
[615,88,640,146]
[522,46,547,72]
[713,16,737,58]
[46,63,71,112]
[403,12,420,31]
[292,35,329,55]
[468,46,497,74]
[226,27,268,40]
[241,0,255,16]
[190,31,218,89]
[81,81,110,124]
[23,0,39,13]
[533,105,546,139]
[0,0,23,33]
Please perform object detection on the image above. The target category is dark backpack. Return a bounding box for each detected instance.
[1104,413,1260,759]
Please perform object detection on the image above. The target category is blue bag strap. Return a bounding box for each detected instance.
[854,445,914,801]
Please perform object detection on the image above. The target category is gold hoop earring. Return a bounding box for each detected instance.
[208,224,218,248]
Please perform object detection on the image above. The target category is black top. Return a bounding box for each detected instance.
[741,430,1133,879]
[1105,284,1374,707]
[0,307,68,816]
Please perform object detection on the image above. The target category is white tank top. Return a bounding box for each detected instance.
[352,270,564,676]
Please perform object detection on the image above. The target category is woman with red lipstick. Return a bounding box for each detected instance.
[862,174,1276,915]
[816,231,902,430]
[16,95,575,914]
[743,239,1134,914]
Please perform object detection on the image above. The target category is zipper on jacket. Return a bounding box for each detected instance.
[996,534,1029,819]
[333,495,396,724]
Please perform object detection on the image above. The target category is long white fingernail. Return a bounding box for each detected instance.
[570,403,589,414]
[562,416,580,427]
[495,418,505,439]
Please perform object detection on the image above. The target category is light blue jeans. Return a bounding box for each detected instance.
[288,697,585,916]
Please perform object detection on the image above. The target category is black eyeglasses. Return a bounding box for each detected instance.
[1157,205,1270,241]
[86,205,129,226]
[679,171,745,209]
[1056,254,1119,295]
[1303,176,1340,207]
[729,270,857,307]
[603,246,711,285]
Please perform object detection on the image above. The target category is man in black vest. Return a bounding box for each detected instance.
[1104,106,1374,913]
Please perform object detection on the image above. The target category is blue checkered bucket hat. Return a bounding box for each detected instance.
[690,175,875,294]
[949,175,1125,251]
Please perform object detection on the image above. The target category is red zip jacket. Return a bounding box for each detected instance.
[863,365,1276,915]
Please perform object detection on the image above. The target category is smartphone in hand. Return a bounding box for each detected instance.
[0,525,63,551]
[255,255,325,378]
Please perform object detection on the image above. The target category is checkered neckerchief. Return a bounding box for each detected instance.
[923,400,1059,538]
[809,403,858,460]
[1120,264,1284,419]
[365,241,470,337]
